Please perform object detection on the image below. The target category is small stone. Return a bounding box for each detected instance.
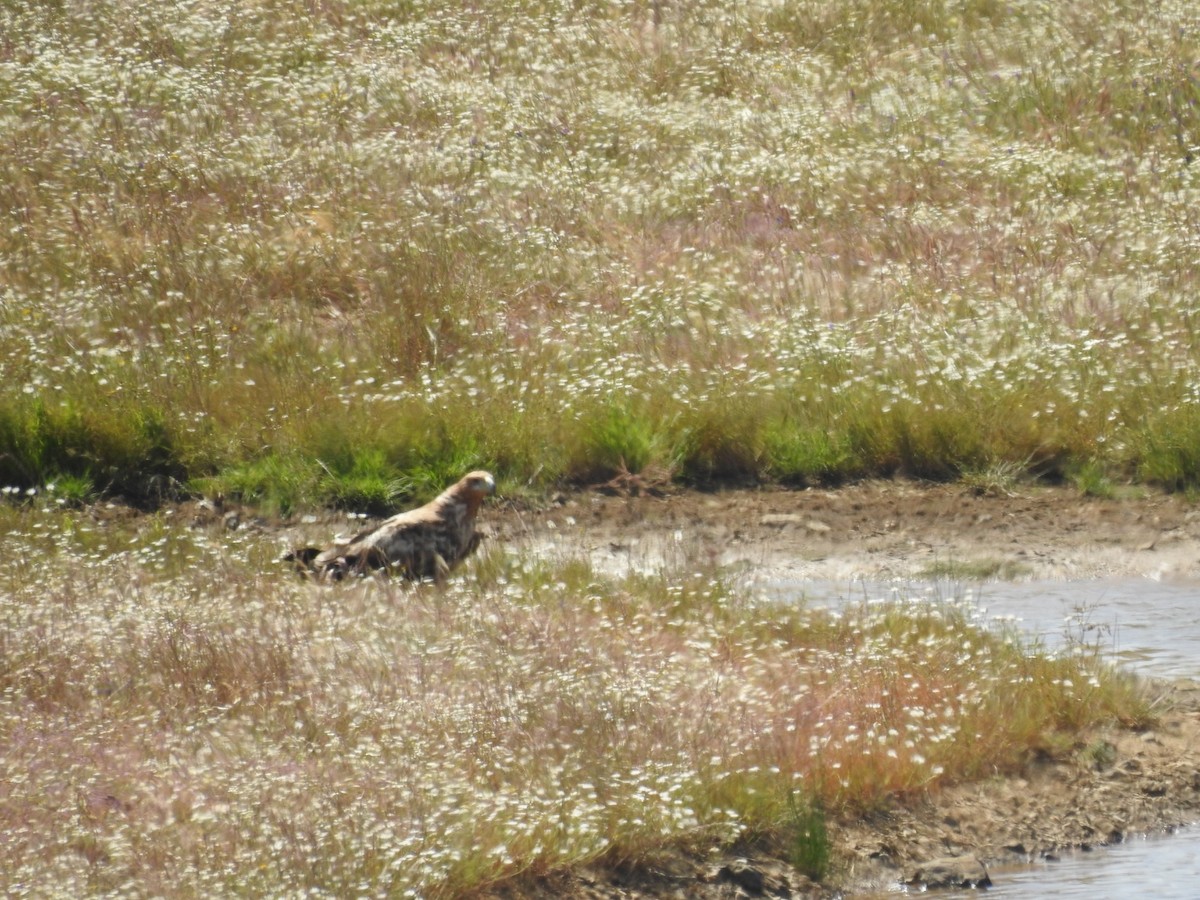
[1141,779,1169,797]
[723,859,764,893]
[905,855,991,889]
[761,513,805,527]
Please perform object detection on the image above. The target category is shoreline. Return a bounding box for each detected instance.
[482,479,1200,585]
[477,676,1200,898]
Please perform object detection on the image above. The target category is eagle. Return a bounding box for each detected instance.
[286,470,496,582]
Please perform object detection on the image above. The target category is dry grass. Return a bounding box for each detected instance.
[0,505,1150,896]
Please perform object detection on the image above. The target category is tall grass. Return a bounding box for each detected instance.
[2,0,1199,507]
[0,504,1151,896]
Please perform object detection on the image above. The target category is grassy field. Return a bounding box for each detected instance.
[0,503,1151,896]
[1,0,1199,509]
[0,0,1189,895]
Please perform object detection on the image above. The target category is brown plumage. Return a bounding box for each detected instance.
[286,470,496,582]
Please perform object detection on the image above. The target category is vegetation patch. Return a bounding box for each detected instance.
[0,503,1152,896]
[920,557,1035,581]
[1,0,1199,506]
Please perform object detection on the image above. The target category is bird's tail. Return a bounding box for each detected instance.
[282,547,321,571]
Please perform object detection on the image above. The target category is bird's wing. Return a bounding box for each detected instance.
[314,504,444,565]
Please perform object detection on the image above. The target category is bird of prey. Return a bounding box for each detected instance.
[286,470,496,582]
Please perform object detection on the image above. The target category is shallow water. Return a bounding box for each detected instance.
[966,577,1200,680]
[934,828,1200,899]
[780,575,1200,680]
[784,575,1200,898]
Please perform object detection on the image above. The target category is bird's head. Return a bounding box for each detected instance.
[458,470,497,506]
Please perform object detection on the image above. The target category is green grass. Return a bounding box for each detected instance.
[764,423,858,486]
[571,402,680,482]
[1069,458,1119,499]
[201,452,322,518]
[919,557,1034,581]
[2,0,1200,507]
[0,397,188,505]
[785,792,831,883]
[43,472,97,507]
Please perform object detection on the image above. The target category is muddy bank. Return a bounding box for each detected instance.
[486,479,1200,584]
[265,478,1200,584]
[834,677,1200,895]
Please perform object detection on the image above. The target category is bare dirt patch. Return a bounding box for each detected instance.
[492,479,1200,583]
